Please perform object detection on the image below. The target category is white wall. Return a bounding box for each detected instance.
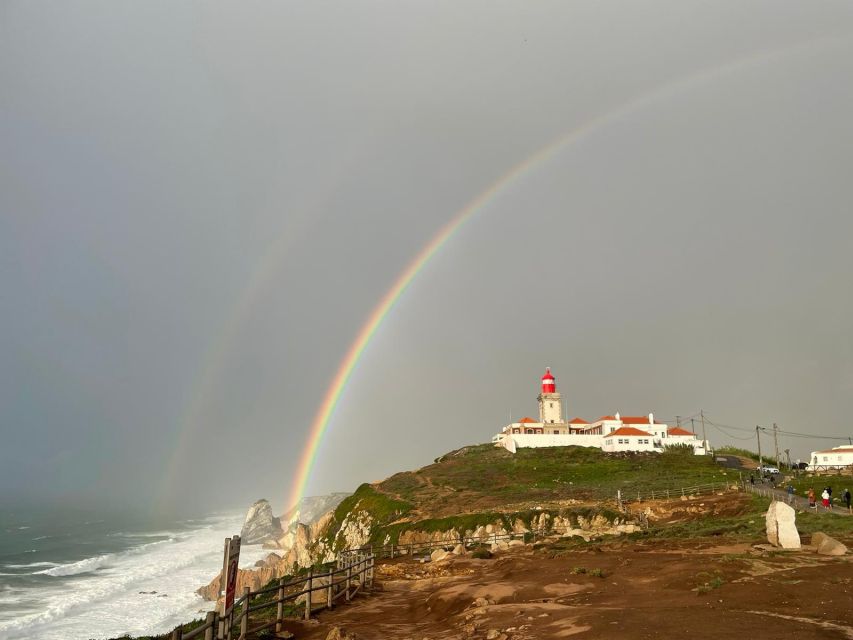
[809,450,853,468]
[498,433,603,452]
[601,435,655,452]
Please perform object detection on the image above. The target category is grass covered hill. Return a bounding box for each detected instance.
[319,444,735,550]
[377,443,732,519]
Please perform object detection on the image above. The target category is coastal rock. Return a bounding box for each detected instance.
[765,501,800,549]
[240,499,283,545]
[254,553,282,568]
[431,549,450,562]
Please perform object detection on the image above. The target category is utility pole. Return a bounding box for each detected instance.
[756,426,763,471]
[690,418,695,435]
[676,415,681,429]
[784,448,791,472]
[773,423,780,469]
[700,410,708,453]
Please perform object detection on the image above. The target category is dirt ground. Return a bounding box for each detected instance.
[269,534,853,640]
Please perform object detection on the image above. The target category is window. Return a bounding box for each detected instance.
[512,428,520,434]
[553,430,559,434]
[526,429,534,434]
[550,403,553,408]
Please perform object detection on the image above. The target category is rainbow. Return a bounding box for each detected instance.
[284,35,842,511]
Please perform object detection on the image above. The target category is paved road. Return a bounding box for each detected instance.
[743,482,852,516]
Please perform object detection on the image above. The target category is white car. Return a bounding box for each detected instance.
[758,466,780,474]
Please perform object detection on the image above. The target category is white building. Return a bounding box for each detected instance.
[493,368,708,455]
[808,445,853,470]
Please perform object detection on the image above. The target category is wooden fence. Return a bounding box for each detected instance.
[617,481,733,507]
[170,551,373,640]
[169,532,528,640]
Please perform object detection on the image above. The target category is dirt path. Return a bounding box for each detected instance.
[269,539,853,640]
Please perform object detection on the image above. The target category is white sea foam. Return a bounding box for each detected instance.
[3,562,60,570]
[0,512,269,640]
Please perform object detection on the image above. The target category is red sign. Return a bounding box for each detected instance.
[222,535,241,613]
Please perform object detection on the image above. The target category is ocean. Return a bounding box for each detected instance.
[0,506,271,640]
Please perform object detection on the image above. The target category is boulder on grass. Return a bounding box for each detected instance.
[765,501,800,549]
[812,532,848,556]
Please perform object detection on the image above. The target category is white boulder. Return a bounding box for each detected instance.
[765,501,800,549]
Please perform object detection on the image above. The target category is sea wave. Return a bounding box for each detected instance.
[0,510,252,640]
[3,562,60,569]
[36,554,113,577]
[34,539,175,577]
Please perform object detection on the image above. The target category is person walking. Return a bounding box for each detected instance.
[843,488,851,512]
[821,488,831,510]
[786,484,795,505]
[750,475,755,486]
[808,488,816,509]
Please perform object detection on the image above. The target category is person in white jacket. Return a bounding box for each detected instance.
[821,488,831,510]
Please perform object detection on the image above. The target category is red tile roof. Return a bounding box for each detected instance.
[667,427,695,436]
[610,427,653,437]
[598,415,617,421]
[519,417,538,424]
[569,417,589,424]
[621,416,659,425]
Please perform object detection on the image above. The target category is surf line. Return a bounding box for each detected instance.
[282,34,845,510]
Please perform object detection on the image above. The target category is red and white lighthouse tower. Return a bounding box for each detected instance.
[538,367,563,424]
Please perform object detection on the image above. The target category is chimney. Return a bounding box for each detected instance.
[615,411,620,421]
[649,413,654,424]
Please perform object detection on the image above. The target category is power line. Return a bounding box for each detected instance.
[704,415,850,442]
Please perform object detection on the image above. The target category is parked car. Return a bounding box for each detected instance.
[758,465,780,474]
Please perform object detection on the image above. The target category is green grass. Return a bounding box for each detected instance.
[322,483,413,549]
[381,444,731,510]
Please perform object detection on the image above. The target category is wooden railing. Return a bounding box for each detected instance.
[170,551,374,640]
[618,481,733,506]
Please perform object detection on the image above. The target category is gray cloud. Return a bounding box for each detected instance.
[2,0,852,515]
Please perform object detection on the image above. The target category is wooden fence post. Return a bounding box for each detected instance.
[327,568,334,609]
[204,611,216,640]
[240,587,250,638]
[171,626,183,640]
[304,567,313,620]
[390,542,394,559]
[275,578,285,632]
[346,563,352,601]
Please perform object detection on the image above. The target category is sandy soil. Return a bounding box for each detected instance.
[269,535,853,640]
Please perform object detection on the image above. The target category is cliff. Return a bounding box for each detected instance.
[199,444,726,600]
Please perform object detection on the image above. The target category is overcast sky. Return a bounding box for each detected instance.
[2,1,853,516]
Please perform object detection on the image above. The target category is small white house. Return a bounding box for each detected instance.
[809,446,853,470]
[601,427,656,453]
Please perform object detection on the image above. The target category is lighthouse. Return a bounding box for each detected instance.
[538,367,563,424]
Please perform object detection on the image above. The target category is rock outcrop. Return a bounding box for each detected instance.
[240,499,283,545]
[765,501,800,549]
[812,531,848,556]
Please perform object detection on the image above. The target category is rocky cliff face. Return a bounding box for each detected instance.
[240,499,283,544]
[281,492,351,528]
